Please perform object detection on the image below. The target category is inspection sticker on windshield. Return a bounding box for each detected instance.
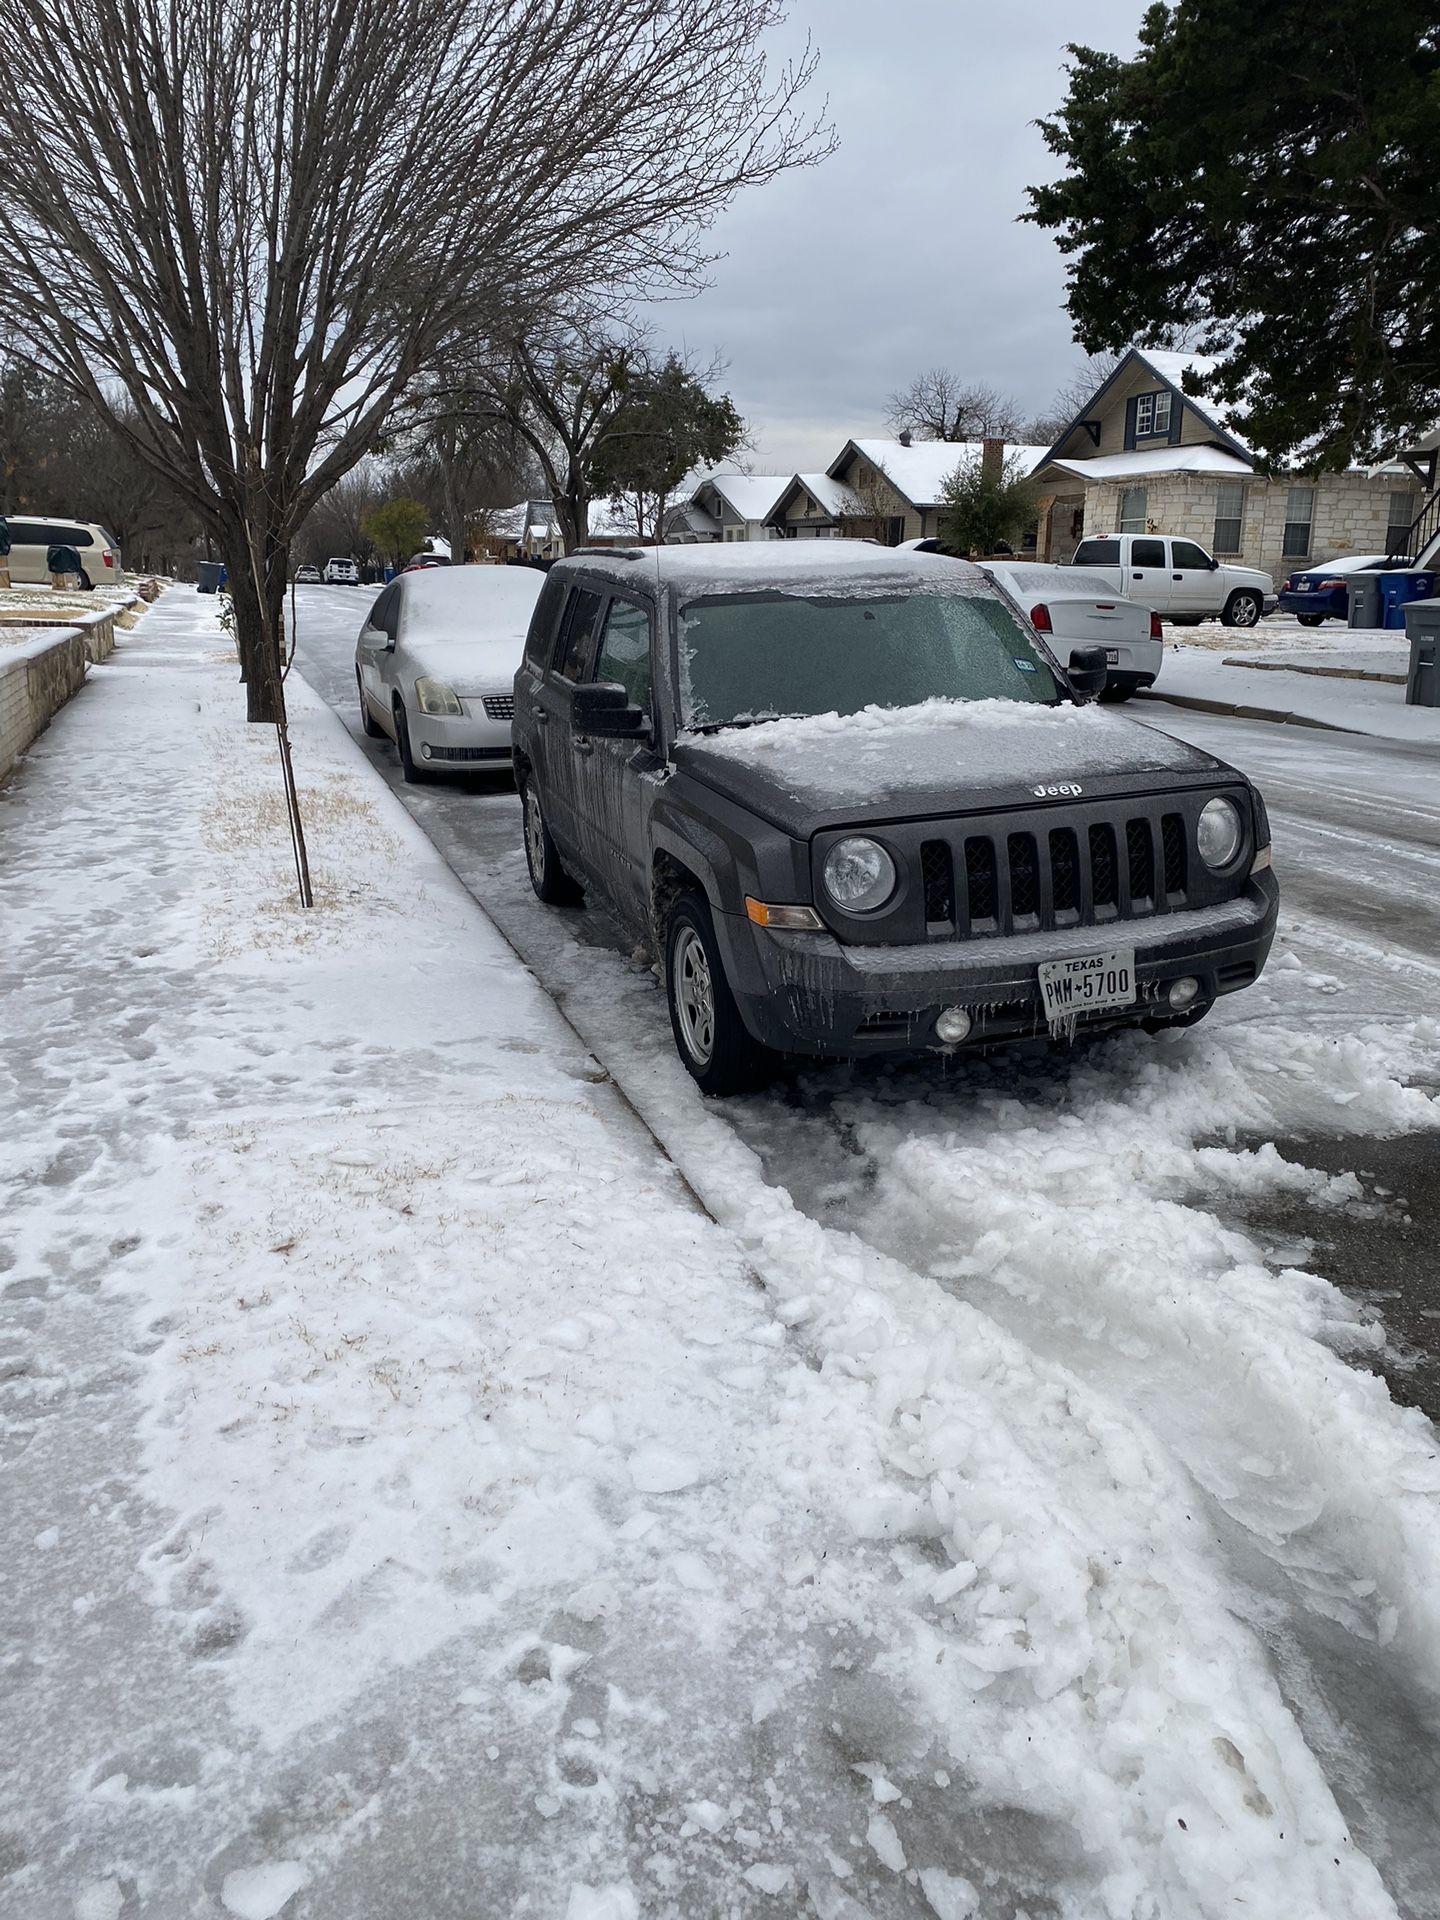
[1038,949,1134,1027]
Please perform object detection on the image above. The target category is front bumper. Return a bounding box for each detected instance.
[715,871,1279,1057]
[407,703,513,771]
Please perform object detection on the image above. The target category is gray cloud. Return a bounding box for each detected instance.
[644,0,1144,473]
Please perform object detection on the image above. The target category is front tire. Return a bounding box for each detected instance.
[1222,590,1263,628]
[664,891,776,1096]
[520,773,582,905]
[393,700,430,784]
[358,673,384,737]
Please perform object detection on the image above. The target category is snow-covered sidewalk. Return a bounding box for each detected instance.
[1148,621,1439,743]
[3,589,1440,1919]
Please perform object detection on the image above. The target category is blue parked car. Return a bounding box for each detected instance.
[1277,554,1404,625]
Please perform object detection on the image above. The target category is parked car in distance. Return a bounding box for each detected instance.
[1277,554,1403,626]
[512,542,1277,1094]
[294,564,322,584]
[1069,534,1275,627]
[355,564,545,781]
[983,561,1163,703]
[0,515,120,589]
[403,551,450,572]
[325,557,360,585]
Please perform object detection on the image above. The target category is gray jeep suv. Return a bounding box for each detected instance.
[512,543,1278,1094]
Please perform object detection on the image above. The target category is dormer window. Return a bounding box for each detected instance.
[1135,390,1172,437]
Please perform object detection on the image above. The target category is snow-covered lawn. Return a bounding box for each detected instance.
[3,589,1438,1917]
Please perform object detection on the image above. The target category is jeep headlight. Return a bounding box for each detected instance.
[822,837,897,914]
[415,677,463,716]
[1197,797,1242,869]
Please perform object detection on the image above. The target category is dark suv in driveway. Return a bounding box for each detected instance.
[512,543,1278,1093]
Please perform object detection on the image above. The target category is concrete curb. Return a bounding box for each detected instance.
[1135,688,1364,735]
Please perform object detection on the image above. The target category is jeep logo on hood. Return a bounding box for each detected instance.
[1032,782,1083,798]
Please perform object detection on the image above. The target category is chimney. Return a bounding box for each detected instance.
[981,437,1003,483]
[897,429,912,448]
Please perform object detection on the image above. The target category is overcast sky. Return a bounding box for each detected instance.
[646,0,1147,477]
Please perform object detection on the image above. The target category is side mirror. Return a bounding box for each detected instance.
[1208,556,1220,571]
[572,680,648,737]
[1067,645,1109,699]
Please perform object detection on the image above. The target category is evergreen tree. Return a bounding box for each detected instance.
[1025,3,1440,466]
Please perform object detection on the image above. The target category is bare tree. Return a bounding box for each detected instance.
[0,0,831,900]
[1042,353,1124,435]
[886,370,1025,443]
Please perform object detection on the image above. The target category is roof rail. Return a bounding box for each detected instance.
[570,545,646,561]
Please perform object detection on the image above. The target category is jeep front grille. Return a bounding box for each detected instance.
[918,804,1195,940]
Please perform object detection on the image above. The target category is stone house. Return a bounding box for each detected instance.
[1032,346,1424,582]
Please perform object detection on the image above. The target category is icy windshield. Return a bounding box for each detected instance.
[677,589,1060,730]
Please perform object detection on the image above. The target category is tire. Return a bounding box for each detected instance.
[393,700,430,784]
[1098,680,1136,704]
[1222,590,1263,628]
[357,672,384,737]
[664,890,776,1096]
[520,773,583,905]
[1296,613,1325,627]
[78,569,94,591]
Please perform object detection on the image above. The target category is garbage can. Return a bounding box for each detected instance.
[1347,572,1384,629]
[1378,569,1436,631]
[196,560,223,595]
[1403,600,1440,707]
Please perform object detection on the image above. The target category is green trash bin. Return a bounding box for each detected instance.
[1403,601,1440,707]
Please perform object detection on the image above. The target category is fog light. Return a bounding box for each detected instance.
[1167,976,1200,1010]
[420,742,432,760]
[935,1006,972,1044]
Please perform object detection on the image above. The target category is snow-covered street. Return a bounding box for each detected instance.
[3,587,1439,1919]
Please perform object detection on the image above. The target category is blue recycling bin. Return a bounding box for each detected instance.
[196,560,223,594]
[1378,569,1435,630]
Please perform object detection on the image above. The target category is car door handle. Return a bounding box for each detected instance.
[1132,571,1144,578]
[534,707,548,724]
[1171,573,1183,580]
[573,738,594,756]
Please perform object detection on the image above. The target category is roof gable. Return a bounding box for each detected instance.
[1038,347,1251,471]
[827,438,1049,510]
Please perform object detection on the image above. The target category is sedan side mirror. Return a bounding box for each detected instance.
[572,680,648,737]
[1067,645,1109,699]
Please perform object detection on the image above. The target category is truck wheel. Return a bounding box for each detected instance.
[1296,613,1325,627]
[520,773,582,906]
[357,671,384,737]
[1099,678,1137,703]
[665,891,776,1096]
[1222,590,1263,628]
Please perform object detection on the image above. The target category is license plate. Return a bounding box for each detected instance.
[1105,648,1120,665]
[1294,581,1311,591]
[1038,949,1135,1026]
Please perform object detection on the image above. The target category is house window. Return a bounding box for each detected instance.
[1387,488,1417,555]
[1213,480,1245,554]
[1135,391,1172,438]
[1118,486,1148,533]
[1282,485,1314,557]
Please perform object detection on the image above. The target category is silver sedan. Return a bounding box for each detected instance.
[354,565,546,780]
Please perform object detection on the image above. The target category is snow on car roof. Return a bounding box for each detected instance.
[1293,554,1392,575]
[987,562,1118,597]
[559,538,996,602]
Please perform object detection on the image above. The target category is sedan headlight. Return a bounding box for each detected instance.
[1197,797,1242,869]
[822,837,897,914]
[414,677,463,716]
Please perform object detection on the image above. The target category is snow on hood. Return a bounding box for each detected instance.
[397,566,543,692]
[675,698,1225,835]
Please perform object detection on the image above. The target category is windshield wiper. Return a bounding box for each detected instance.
[685,713,795,736]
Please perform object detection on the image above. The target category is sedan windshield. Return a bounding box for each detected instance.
[678,589,1061,730]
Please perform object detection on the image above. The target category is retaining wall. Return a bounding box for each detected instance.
[0,628,88,784]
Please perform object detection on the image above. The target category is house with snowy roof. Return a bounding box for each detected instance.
[767,438,1050,546]
[664,473,790,542]
[1031,346,1424,582]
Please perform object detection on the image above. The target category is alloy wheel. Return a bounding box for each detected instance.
[524,786,546,885]
[672,925,715,1066]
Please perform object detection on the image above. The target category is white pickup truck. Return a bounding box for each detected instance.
[1070,534,1276,627]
